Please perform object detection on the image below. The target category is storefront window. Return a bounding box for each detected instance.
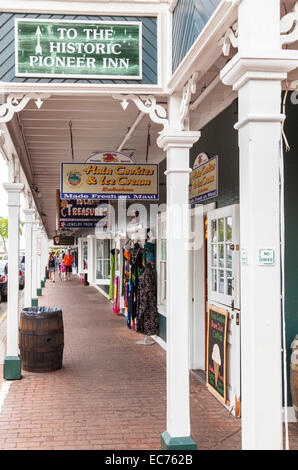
[96,239,111,280]
[210,216,233,296]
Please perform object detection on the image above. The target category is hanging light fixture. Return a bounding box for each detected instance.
[69,121,74,161]
[145,122,151,163]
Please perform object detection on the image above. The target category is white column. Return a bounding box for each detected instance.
[36,224,42,292]
[41,231,48,281]
[31,219,39,303]
[157,94,200,448]
[23,208,34,308]
[221,0,298,450]
[3,183,24,367]
[87,235,95,284]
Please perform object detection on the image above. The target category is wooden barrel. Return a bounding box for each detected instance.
[19,307,64,373]
[290,335,298,422]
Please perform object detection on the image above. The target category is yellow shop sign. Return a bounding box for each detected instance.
[189,156,218,204]
[61,163,159,200]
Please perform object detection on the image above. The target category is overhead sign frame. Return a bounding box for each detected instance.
[15,18,143,80]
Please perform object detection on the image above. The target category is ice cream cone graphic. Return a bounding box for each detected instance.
[211,344,221,388]
[213,360,220,387]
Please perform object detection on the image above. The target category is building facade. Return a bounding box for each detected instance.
[0,0,298,450]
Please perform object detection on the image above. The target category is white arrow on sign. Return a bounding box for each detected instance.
[35,26,42,55]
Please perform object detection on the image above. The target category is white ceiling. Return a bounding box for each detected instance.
[17,95,165,238]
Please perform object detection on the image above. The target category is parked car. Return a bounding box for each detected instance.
[19,264,25,290]
[0,262,8,303]
[0,258,25,294]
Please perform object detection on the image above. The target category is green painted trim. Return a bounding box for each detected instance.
[37,288,42,297]
[32,298,38,307]
[161,431,197,450]
[3,356,21,380]
[41,280,45,288]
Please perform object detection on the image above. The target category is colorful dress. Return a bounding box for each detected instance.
[136,263,159,336]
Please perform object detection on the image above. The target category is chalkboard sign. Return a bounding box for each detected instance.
[206,305,228,404]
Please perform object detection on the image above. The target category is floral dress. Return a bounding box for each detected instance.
[136,264,159,336]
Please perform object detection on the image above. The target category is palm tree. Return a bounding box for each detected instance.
[0,217,24,253]
[0,217,8,252]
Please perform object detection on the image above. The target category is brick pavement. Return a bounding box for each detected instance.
[0,276,296,450]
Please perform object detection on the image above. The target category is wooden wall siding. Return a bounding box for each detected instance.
[190,99,239,210]
[172,0,221,72]
[0,12,158,84]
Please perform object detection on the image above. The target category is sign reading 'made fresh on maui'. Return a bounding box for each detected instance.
[15,19,142,79]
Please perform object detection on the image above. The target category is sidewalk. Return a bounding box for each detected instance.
[0,277,296,450]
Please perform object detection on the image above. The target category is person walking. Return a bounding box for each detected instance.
[48,252,56,283]
[64,249,74,281]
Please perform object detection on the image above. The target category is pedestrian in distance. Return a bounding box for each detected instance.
[60,256,66,281]
[48,252,56,283]
[64,249,74,281]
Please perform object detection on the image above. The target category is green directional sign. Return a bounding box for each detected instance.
[15,18,142,79]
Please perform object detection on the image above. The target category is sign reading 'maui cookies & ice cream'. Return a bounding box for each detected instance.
[15,19,142,79]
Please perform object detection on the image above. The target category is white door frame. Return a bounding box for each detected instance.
[207,204,241,417]
[189,202,215,371]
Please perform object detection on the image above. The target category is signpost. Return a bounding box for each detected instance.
[206,305,228,404]
[61,163,159,200]
[15,18,142,80]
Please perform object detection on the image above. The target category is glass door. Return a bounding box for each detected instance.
[96,239,111,283]
[207,204,241,417]
[208,205,240,309]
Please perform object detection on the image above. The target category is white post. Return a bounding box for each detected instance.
[41,230,48,282]
[157,94,200,449]
[87,235,95,284]
[36,224,42,295]
[220,0,298,450]
[23,208,34,308]
[3,182,24,380]
[31,219,39,306]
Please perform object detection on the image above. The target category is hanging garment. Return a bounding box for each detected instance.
[109,252,115,301]
[127,244,143,329]
[113,276,120,314]
[136,263,159,336]
[123,249,131,309]
[143,242,156,270]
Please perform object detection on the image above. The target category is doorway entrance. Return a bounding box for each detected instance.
[190,204,241,417]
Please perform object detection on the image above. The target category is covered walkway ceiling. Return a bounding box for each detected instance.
[7,94,165,238]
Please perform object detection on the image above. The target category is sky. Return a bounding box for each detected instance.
[0,153,25,250]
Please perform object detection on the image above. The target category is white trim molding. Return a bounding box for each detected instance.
[180,72,199,131]
[0,0,170,16]
[0,93,50,123]
[221,51,298,90]
[157,131,200,151]
[113,94,169,132]
[281,1,298,47]
[219,21,238,57]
